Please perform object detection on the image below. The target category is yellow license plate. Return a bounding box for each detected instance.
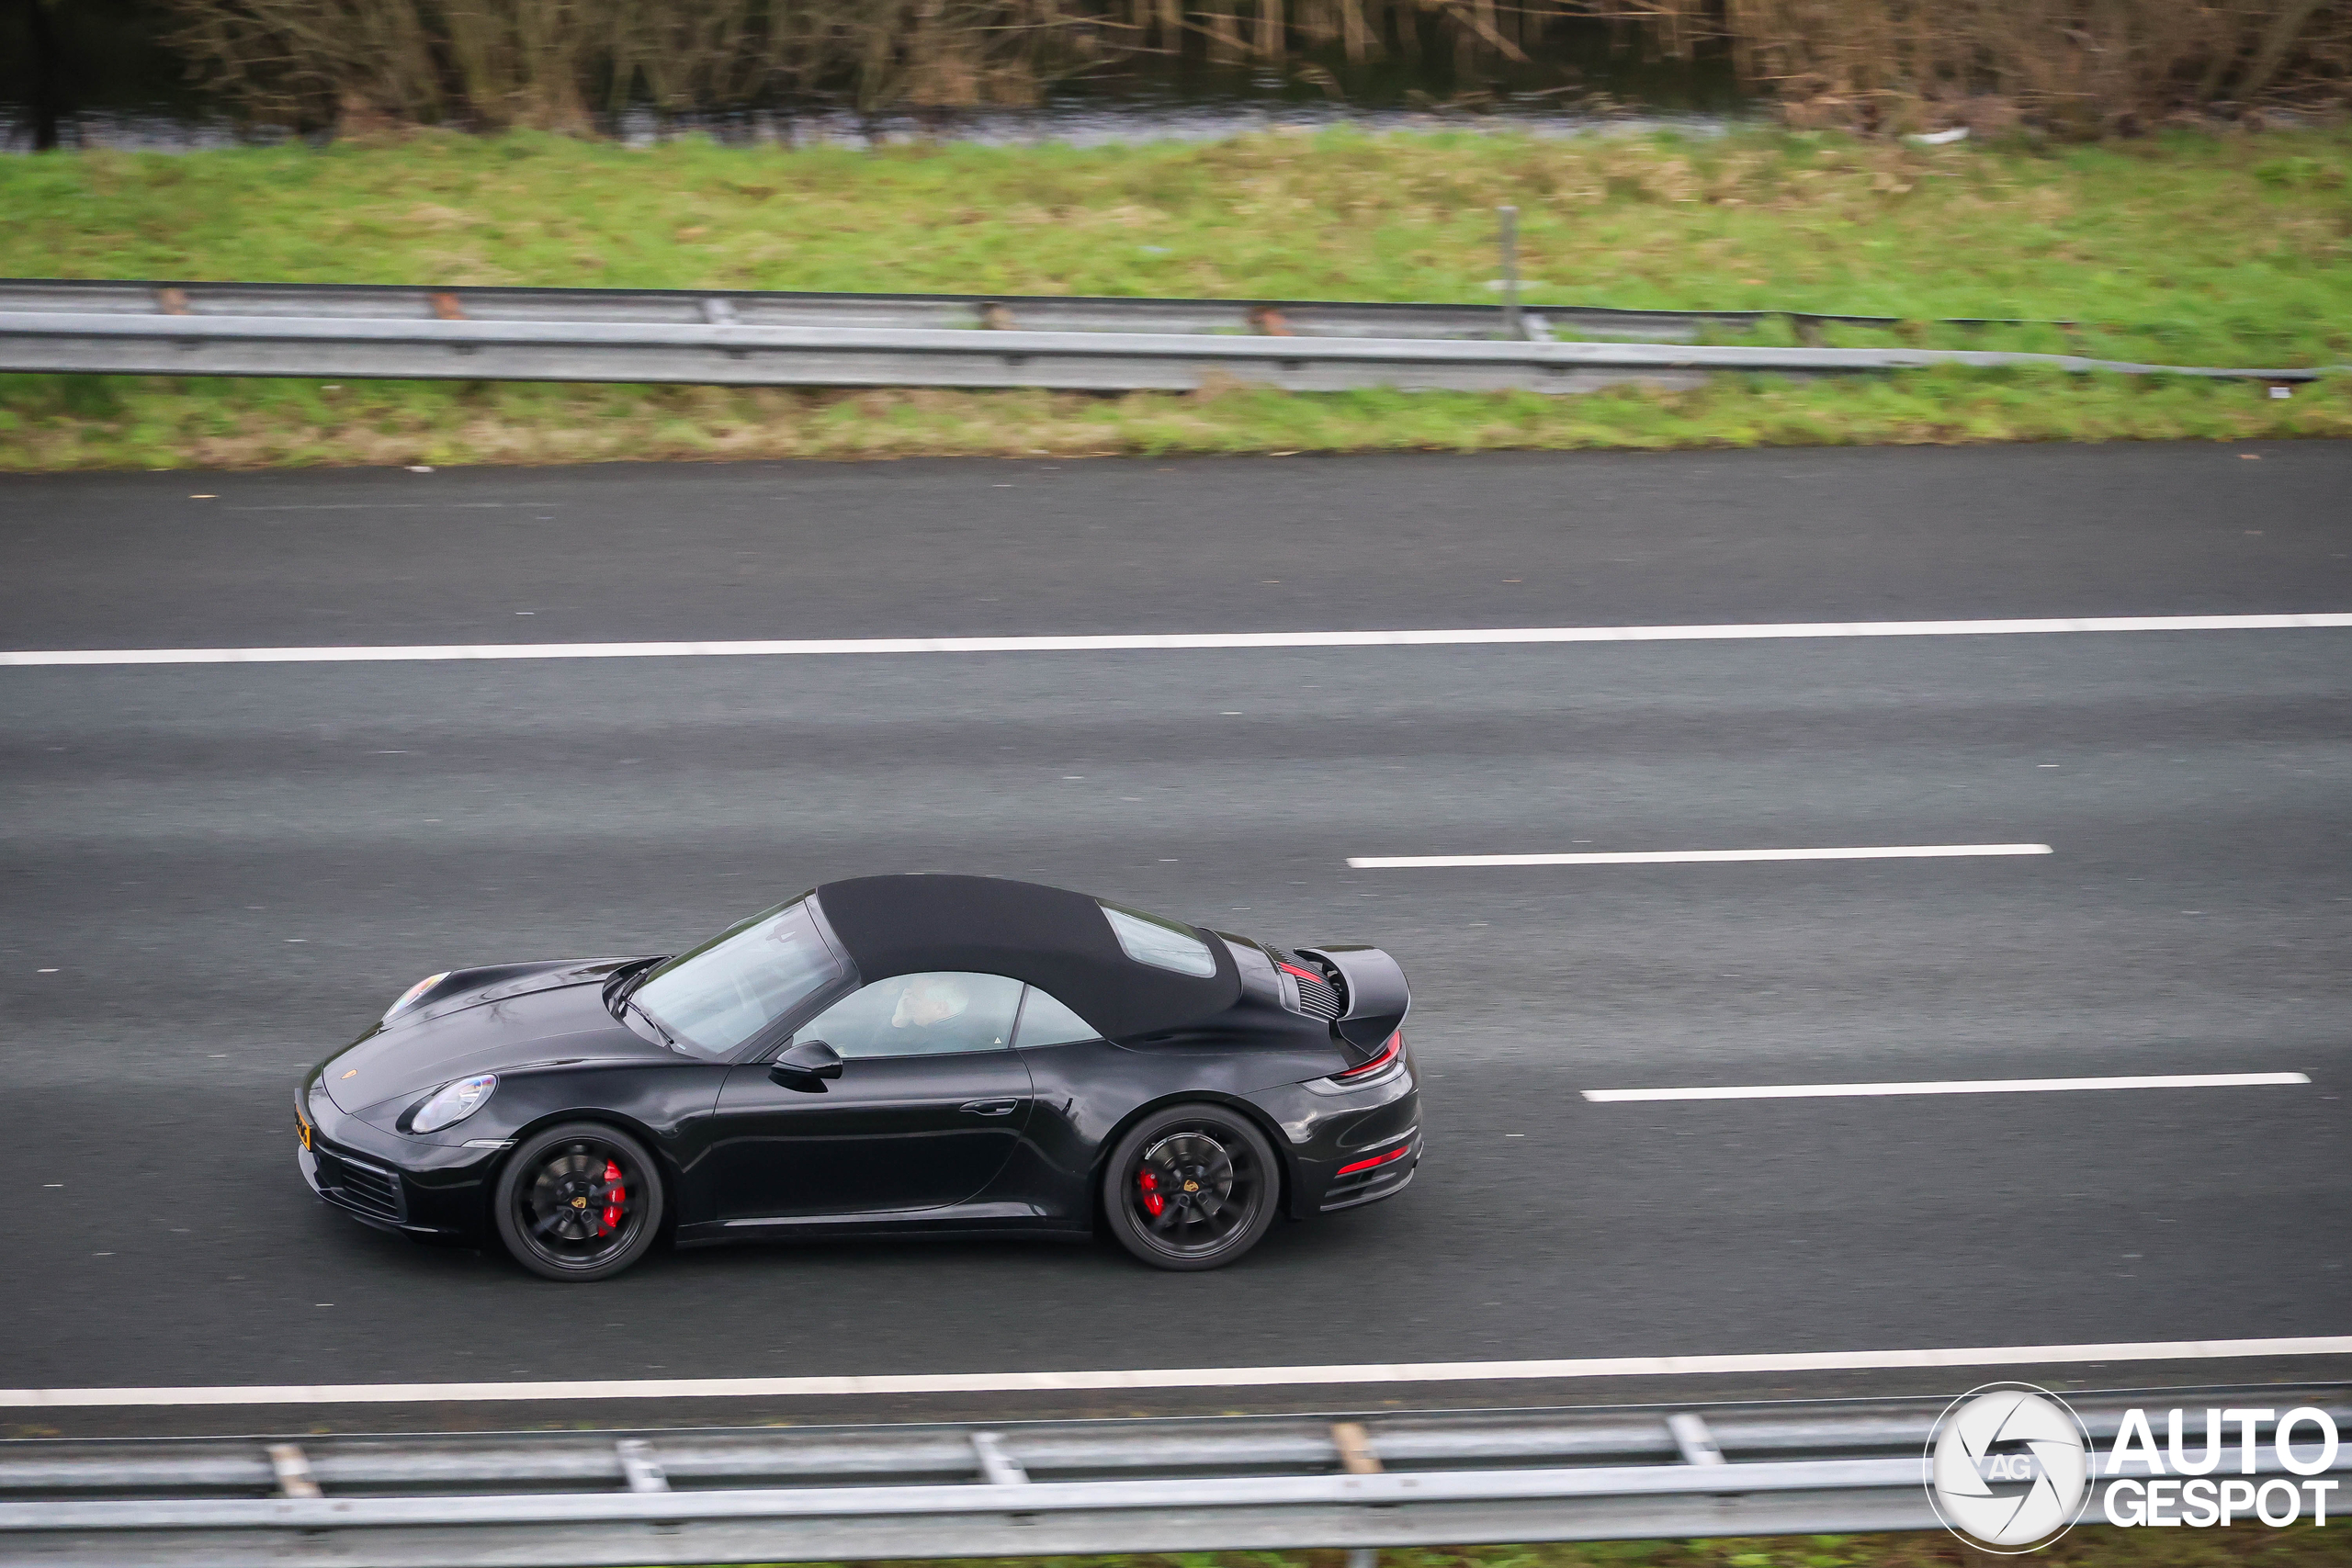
[298,1116,312,1150]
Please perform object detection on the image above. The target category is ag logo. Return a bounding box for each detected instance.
[1926,1383,2094,1551]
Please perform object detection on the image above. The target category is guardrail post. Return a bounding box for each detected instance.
[970,1431,1030,1485]
[1497,206,1523,342]
[265,1443,319,1498]
[616,1438,671,1494]
[1667,1413,1725,1467]
[1250,304,1296,337]
[1333,1421,1382,1568]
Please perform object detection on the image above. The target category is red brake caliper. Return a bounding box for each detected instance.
[600,1159,626,1235]
[1137,1169,1164,1217]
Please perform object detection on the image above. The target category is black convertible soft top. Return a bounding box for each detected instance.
[812,874,1242,1043]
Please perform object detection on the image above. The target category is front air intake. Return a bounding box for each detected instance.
[316,1151,405,1223]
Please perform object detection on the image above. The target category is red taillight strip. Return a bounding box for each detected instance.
[1278,962,1324,983]
[1335,1143,1415,1178]
[1331,1032,1402,1080]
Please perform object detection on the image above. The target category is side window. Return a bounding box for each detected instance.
[790,972,1023,1060]
[1013,987,1101,1048]
[1100,901,1217,977]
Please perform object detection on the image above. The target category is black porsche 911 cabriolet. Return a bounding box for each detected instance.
[298,874,1419,1280]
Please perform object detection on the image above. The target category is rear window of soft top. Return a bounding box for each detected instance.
[1099,901,1217,977]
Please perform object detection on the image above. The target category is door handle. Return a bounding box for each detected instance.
[959,1099,1021,1117]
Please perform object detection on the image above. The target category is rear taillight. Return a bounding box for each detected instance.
[1332,1031,1402,1081]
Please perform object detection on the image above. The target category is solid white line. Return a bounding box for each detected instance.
[1583,1071,2313,1103]
[1349,844,2052,869]
[6,1336,2349,1408]
[4,614,2349,667]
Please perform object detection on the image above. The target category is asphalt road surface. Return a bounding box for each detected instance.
[4,443,2348,1435]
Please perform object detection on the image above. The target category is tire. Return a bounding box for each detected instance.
[492,1122,665,1282]
[1101,1103,1281,1271]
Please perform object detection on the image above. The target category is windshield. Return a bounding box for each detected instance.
[633,897,847,1060]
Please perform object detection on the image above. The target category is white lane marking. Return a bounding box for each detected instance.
[5,614,2349,667]
[1583,1071,2313,1103]
[221,502,520,513]
[1350,844,2052,869]
[7,1336,2349,1407]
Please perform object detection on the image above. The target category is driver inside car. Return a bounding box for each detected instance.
[889,973,972,1035]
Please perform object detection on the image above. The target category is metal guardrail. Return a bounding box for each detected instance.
[0,310,2329,395]
[0,277,1899,343]
[0,276,2330,394]
[3,1393,2346,1567]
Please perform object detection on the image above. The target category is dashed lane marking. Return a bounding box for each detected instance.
[1583,1071,2313,1102]
[1349,844,2052,869]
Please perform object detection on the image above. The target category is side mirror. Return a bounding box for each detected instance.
[769,1038,843,1091]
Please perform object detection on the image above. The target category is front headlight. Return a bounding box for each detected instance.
[384,972,451,1023]
[411,1073,497,1134]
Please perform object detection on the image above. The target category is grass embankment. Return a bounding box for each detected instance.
[714,1530,2349,1568]
[4,126,2349,470]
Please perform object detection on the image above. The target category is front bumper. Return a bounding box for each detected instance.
[297,1080,503,1243]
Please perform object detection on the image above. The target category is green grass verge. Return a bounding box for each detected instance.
[3,368,2346,472]
[669,1531,2348,1568]
[3,125,2347,470]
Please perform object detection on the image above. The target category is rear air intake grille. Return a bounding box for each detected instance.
[1293,973,1341,1019]
[1282,955,1344,1021]
[319,1152,404,1223]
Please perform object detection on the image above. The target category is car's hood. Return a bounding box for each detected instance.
[321,958,669,1117]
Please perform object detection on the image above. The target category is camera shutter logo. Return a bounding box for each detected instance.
[1927,1384,2094,1551]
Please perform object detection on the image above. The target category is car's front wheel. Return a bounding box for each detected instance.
[492,1122,664,1282]
[1102,1104,1280,1270]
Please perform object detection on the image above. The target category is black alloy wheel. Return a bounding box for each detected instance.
[1102,1104,1280,1270]
[492,1122,665,1282]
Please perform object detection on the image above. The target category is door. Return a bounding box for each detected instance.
[712,972,1034,1221]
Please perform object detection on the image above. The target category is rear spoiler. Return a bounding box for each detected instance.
[1298,945,1410,1054]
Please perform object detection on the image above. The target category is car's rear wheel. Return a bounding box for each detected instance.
[492,1122,664,1282]
[1102,1104,1280,1270]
